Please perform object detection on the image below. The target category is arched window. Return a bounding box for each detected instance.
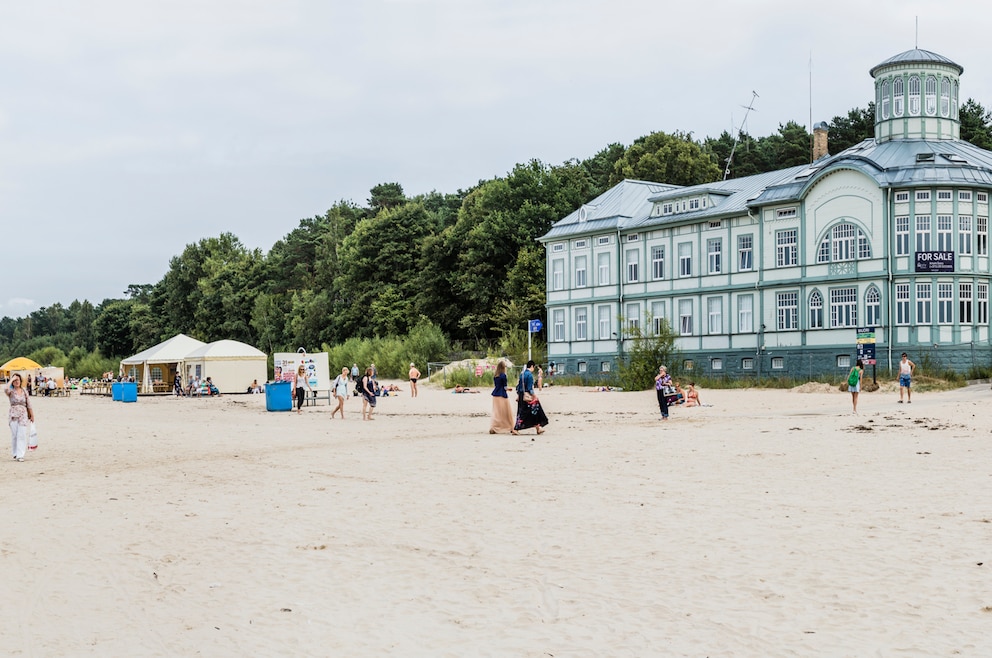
[952,81,959,119]
[880,79,891,119]
[865,287,881,327]
[817,223,871,263]
[809,290,823,329]
[893,77,904,117]
[925,75,937,115]
[909,75,921,116]
[940,78,950,118]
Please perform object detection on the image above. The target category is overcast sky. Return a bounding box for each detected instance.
[2,0,989,316]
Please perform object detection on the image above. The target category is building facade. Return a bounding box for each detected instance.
[540,49,992,379]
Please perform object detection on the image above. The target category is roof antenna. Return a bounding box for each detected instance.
[724,91,759,181]
[915,16,918,48]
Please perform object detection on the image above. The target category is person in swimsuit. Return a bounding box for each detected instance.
[409,362,421,398]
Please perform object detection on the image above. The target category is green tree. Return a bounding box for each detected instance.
[616,317,679,391]
[94,300,135,358]
[610,131,722,187]
[580,143,625,195]
[368,182,406,213]
[826,104,875,154]
[959,99,992,149]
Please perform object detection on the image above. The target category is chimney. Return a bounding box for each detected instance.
[812,121,829,161]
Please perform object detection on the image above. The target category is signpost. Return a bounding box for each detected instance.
[856,326,876,383]
[527,319,542,363]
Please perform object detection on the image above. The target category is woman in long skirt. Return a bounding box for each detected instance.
[513,360,548,435]
[489,360,514,434]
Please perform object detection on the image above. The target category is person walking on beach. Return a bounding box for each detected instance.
[512,360,548,436]
[331,367,349,419]
[293,365,312,414]
[489,360,513,434]
[898,352,915,403]
[6,374,33,462]
[848,358,864,414]
[360,366,377,420]
[408,362,421,398]
[351,363,359,383]
[654,365,672,420]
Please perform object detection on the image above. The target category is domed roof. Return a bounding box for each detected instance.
[870,49,963,77]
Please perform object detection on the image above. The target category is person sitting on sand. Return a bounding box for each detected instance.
[453,385,480,394]
[684,382,701,407]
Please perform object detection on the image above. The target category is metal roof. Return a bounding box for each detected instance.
[538,179,679,241]
[869,48,963,77]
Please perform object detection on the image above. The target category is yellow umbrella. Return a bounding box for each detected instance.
[0,357,43,375]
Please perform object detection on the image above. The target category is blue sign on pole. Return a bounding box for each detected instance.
[528,319,543,333]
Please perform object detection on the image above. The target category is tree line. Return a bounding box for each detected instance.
[5,100,992,378]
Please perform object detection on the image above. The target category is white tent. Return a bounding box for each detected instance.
[182,340,266,394]
[121,334,207,393]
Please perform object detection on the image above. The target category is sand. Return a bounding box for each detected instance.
[2,381,991,656]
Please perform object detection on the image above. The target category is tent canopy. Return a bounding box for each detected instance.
[121,334,207,365]
[0,357,43,374]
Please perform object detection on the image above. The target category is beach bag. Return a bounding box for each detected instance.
[28,421,38,450]
[847,368,860,386]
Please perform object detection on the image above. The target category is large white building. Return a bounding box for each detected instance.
[540,48,992,379]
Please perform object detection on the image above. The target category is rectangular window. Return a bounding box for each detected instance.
[597,235,611,246]
[738,295,753,333]
[833,224,857,261]
[651,246,665,280]
[552,259,564,290]
[776,207,797,219]
[575,307,587,341]
[738,234,753,271]
[771,357,785,369]
[938,282,953,324]
[707,239,722,274]
[978,216,988,256]
[830,287,857,328]
[598,305,611,340]
[895,191,910,202]
[776,229,797,267]
[959,216,973,255]
[896,283,911,325]
[917,190,931,202]
[678,299,693,336]
[915,215,931,251]
[777,291,798,330]
[662,203,673,214]
[978,192,988,203]
[552,309,565,342]
[574,256,587,288]
[597,253,610,286]
[577,361,587,373]
[742,358,754,370]
[711,358,723,371]
[626,233,640,242]
[960,191,973,202]
[601,361,611,373]
[551,243,565,253]
[689,198,700,210]
[960,283,973,324]
[678,242,692,277]
[651,301,667,335]
[625,249,639,283]
[937,190,952,201]
[625,303,640,333]
[573,239,587,248]
[837,355,851,368]
[707,297,722,334]
[916,282,932,324]
[978,283,989,324]
[937,215,953,251]
[895,216,910,255]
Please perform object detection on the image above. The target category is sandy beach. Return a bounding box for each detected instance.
[2,380,991,656]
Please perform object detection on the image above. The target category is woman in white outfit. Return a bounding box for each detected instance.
[6,374,33,461]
